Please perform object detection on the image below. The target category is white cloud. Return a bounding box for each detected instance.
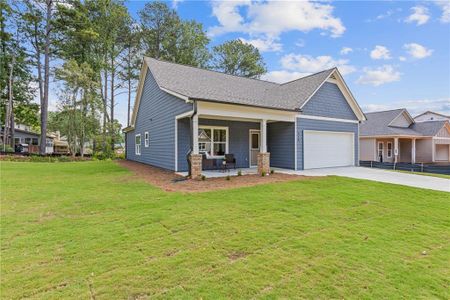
[366,8,402,22]
[209,1,345,38]
[340,47,353,55]
[261,70,310,84]
[405,6,430,25]
[281,53,356,75]
[370,45,391,60]
[403,43,433,59]
[399,56,407,61]
[362,98,450,116]
[239,36,282,52]
[172,0,183,9]
[435,1,450,23]
[357,65,401,86]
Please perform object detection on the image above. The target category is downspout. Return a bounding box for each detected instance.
[187,100,197,177]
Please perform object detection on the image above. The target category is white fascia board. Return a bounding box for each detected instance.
[297,114,359,124]
[160,87,191,103]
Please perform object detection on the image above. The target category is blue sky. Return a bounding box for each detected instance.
[110,1,449,125]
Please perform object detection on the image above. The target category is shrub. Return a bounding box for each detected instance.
[0,144,14,153]
[261,171,266,177]
[270,169,275,174]
[226,175,231,181]
[237,170,242,176]
[201,175,206,181]
[58,155,71,162]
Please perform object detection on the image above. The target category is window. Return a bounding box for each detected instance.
[32,138,39,145]
[251,132,259,150]
[387,142,392,158]
[135,134,141,155]
[144,132,149,147]
[198,126,228,157]
[14,137,21,145]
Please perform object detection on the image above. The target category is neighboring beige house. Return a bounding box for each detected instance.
[360,109,450,163]
[414,111,450,122]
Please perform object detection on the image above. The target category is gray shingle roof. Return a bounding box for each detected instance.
[360,109,448,137]
[145,57,335,111]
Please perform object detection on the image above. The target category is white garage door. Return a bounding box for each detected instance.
[304,130,355,169]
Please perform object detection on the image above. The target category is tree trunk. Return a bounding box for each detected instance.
[40,0,52,155]
[127,47,132,127]
[102,68,108,151]
[3,56,15,149]
[110,54,115,152]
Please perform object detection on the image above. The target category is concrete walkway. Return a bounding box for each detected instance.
[276,167,450,193]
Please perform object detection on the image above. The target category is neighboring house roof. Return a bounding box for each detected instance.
[126,57,365,131]
[360,108,449,137]
[414,110,450,120]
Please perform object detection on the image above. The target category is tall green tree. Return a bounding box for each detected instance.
[139,1,178,59]
[139,1,209,67]
[17,0,55,154]
[1,1,38,149]
[211,39,266,78]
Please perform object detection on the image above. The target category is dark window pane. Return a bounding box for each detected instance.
[214,129,226,142]
[213,143,226,155]
[251,133,259,149]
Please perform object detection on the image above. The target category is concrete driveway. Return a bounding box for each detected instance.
[277,167,450,192]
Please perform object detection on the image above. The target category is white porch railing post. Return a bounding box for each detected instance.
[411,138,416,164]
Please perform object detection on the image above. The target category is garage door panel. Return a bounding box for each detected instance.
[304,130,354,169]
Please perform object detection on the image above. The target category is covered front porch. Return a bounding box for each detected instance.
[176,101,297,178]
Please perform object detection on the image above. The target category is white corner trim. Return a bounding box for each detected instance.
[160,87,191,102]
[297,114,359,124]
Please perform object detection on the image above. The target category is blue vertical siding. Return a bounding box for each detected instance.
[177,118,191,172]
[302,82,357,120]
[267,122,295,169]
[126,69,193,170]
[296,118,359,170]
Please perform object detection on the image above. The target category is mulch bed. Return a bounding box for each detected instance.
[117,160,311,193]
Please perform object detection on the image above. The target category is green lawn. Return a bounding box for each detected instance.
[1,161,449,299]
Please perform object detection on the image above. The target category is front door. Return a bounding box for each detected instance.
[250,130,260,167]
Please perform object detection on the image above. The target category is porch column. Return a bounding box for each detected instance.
[189,114,202,179]
[260,119,267,152]
[258,119,270,175]
[192,114,199,154]
[411,138,416,164]
[394,137,399,163]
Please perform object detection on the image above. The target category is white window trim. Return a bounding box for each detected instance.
[387,142,393,158]
[135,134,141,155]
[198,125,229,158]
[144,131,149,147]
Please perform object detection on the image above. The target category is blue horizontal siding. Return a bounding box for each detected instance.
[177,118,191,172]
[267,122,295,169]
[126,69,193,170]
[296,118,359,170]
[302,82,357,120]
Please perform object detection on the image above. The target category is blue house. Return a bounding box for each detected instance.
[123,58,366,177]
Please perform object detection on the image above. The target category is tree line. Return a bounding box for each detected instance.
[1,0,266,157]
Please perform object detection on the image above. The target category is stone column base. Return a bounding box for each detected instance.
[189,154,203,179]
[257,152,270,175]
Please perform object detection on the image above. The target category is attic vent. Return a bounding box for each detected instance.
[329,74,337,80]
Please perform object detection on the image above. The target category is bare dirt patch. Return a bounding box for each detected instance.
[116,160,310,193]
